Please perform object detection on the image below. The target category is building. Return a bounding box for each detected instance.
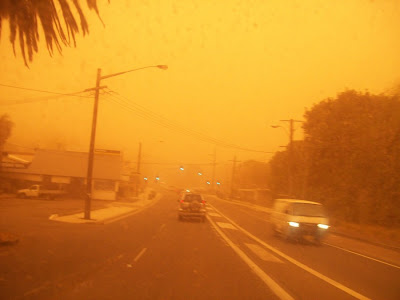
[1,149,126,200]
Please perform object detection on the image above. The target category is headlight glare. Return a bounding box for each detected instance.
[318,224,329,229]
[288,221,299,227]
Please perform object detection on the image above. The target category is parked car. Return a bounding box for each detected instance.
[178,192,206,222]
[270,198,329,243]
[16,184,66,200]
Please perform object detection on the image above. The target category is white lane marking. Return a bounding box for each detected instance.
[208,215,294,300]
[209,195,271,213]
[208,212,221,217]
[216,222,237,230]
[209,204,370,300]
[134,248,147,262]
[245,243,283,263]
[206,207,214,211]
[324,242,400,270]
[48,214,59,220]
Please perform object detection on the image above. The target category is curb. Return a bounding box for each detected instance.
[330,230,400,253]
[96,193,163,225]
[0,194,15,200]
[0,233,19,246]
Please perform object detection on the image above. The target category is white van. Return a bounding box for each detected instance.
[270,199,329,243]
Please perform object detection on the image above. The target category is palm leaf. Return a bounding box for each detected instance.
[0,0,102,66]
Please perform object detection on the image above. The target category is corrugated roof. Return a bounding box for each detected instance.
[4,149,122,181]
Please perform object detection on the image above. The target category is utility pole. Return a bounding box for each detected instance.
[229,155,241,199]
[137,142,142,174]
[85,68,102,220]
[279,119,302,197]
[211,147,217,192]
[135,142,142,196]
[83,65,167,220]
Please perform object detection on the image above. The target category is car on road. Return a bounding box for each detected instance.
[178,192,206,222]
[270,198,329,243]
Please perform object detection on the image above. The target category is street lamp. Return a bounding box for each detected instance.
[271,119,302,197]
[270,125,289,136]
[84,64,168,219]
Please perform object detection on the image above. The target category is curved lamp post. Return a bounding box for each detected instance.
[84,65,168,219]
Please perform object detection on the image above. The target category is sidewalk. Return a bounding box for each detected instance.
[0,190,162,245]
[49,191,162,224]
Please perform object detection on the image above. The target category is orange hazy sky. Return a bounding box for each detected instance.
[1,0,400,180]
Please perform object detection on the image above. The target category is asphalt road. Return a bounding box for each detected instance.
[0,192,399,300]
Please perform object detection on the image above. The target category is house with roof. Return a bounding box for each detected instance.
[1,149,127,201]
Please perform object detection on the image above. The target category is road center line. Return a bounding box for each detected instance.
[207,215,294,300]
[208,212,221,217]
[134,248,147,262]
[324,242,400,269]
[245,243,283,263]
[216,222,237,230]
[209,203,370,300]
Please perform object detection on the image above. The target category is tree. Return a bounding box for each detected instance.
[0,115,14,178]
[237,160,269,189]
[0,0,102,66]
[268,90,400,226]
[0,114,13,149]
[303,90,400,225]
[268,140,308,198]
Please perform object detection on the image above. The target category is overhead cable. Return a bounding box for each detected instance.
[105,88,273,154]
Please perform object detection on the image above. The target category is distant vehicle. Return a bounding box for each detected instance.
[16,184,66,200]
[148,190,157,199]
[178,192,206,222]
[270,198,329,244]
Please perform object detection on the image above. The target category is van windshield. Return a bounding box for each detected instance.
[292,203,325,217]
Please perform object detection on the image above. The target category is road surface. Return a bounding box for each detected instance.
[0,192,399,299]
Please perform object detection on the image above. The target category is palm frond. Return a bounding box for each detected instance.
[0,0,100,66]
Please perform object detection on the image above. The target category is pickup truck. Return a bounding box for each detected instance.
[17,184,66,200]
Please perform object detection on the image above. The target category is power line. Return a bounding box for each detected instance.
[107,94,262,152]
[104,88,273,153]
[0,93,92,106]
[0,83,91,98]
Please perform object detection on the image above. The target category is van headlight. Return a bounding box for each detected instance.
[318,224,329,229]
[288,222,299,227]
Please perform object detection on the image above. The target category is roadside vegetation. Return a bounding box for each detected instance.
[268,89,400,228]
[0,114,13,148]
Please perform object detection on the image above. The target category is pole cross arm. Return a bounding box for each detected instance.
[84,85,107,92]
